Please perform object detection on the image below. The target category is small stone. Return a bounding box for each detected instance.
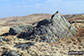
[0,36,9,42]
[1,51,20,56]
[14,42,35,50]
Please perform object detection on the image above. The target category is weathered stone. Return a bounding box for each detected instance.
[36,19,51,28]
[14,42,35,50]
[18,12,78,43]
[0,38,8,42]
[0,36,9,42]
[9,25,33,35]
[1,51,20,56]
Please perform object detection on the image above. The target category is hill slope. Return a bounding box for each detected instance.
[0,14,52,26]
[0,13,84,27]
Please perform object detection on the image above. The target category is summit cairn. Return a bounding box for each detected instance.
[18,12,78,43]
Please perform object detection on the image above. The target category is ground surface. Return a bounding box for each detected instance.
[0,14,84,56]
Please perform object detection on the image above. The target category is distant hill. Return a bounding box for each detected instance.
[0,13,84,27]
[0,14,52,26]
[64,14,84,21]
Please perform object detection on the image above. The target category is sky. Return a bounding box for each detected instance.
[0,0,84,18]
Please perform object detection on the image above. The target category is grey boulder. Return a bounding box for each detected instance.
[18,12,78,43]
[9,25,33,35]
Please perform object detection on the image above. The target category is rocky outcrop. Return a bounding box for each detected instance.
[18,12,78,43]
[9,25,33,35]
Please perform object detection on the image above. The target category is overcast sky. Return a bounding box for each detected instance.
[0,0,84,18]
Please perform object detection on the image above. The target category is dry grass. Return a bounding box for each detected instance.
[0,14,51,27]
[0,26,10,35]
[0,13,84,56]
[73,23,84,37]
[76,28,84,37]
[0,33,84,56]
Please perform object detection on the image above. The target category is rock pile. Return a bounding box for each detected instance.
[17,12,78,43]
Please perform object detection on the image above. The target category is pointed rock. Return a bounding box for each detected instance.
[18,12,78,43]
